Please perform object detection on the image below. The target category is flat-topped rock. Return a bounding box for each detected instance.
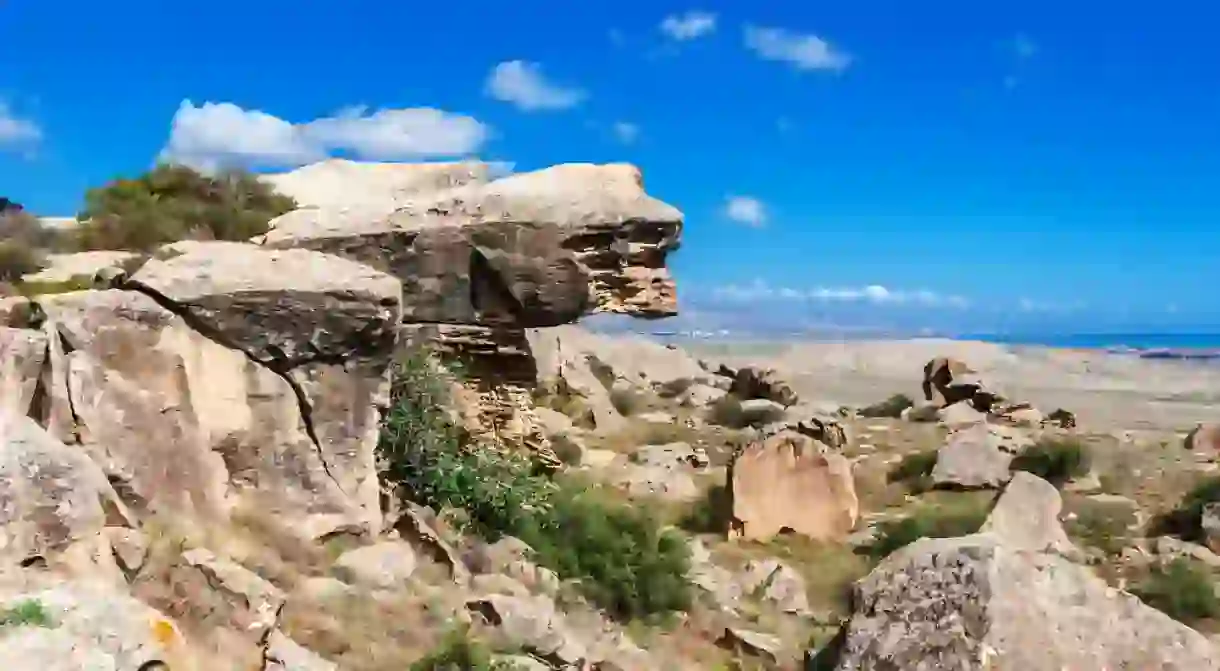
[259,162,682,326]
[130,241,401,366]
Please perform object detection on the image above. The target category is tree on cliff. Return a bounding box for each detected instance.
[75,164,297,252]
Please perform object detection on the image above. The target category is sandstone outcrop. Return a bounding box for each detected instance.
[821,472,1220,670]
[728,430,858,542]
[258,162,684,465]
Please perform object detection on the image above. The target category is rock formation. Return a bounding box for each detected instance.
[818,472,1220,670]
[727,430,858,542]
[255,161,684,464]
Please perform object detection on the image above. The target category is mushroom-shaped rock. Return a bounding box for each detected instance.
[260,163,682,325]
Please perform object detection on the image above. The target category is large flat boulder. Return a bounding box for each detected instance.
[0,326,46,417]
[823,473,1220,670]
[39,246,400,538]
[259,162,682,326]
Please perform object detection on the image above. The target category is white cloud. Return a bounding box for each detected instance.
[160,100,489,172]
[725,195,766,227]
[0,102,41,148]
[743,25,851,72]
[485,60,586,112]
[612,121,640,144]
[1018,297,1084,313]
[660,11,717,41]
[713,279,969,308]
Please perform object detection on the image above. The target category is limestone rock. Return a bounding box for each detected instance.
[1046,408,1078,429]
[1204,502,1220,555]
[264,630,337,671]
[922,356,993,409]
[467,592,587,666]
[333,542,418,590]
[392,504,468,584]
[717,627,784,667]
[937,401,986,428]
[0,415,130,574]
[931,423,1030,490]
[38,288,386,538]
[825,473,1220,671]
[981,472,1081,557]
[729,431,858,542]
[632,442,708,469]
[0,579,197,671]
[21,251,140,285]
[738,558,811,616]
[727,366,798,407]
[1186,424,1220,459]
[0,327,46,417]
[179,547,285,642]
[260,158,493,210]
[261,163,682,324]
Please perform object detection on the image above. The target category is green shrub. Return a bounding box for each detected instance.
[869,504,989,558]
[409,627,519,670]
[1131,558,1220,624]
[887,449,938,491]
[1064,498,1136,556]
[858,394,914,419]
[707,394,754,429]
[517,487,692,622]
[379,347,555,540]
[379,348,692,621]
[74,164,296,252]
[0,599,53,628]
[1010,437,1091,487]
[1152,476,1220,541]
[0,240,44,283]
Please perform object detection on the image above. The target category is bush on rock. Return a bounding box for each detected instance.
[75,164,296,251]
[379,347,693,621]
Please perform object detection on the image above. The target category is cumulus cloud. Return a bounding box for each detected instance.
[713,279,969,308]
[0,102,41,149]
[611,121,640,144]
[725,195,766,227]
[660,11,717,41]
[159,100,489,172]
[743,25,851,72]
[485,60,586,112]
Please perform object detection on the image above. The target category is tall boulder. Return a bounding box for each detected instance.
[26,241,402,540]
[728,431,857,542]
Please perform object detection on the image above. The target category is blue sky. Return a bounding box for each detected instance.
[1,1,1217,335]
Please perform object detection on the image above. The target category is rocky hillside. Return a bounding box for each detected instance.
[1,160,1219,670]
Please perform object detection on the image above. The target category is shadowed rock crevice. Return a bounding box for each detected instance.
[118,280,346,495]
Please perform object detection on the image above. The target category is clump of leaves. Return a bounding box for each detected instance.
[1131,557,1220,624]
[74,163,296,252]
[887,449,939,492]
[869,503,989,558]
[517,486,692,622]
[379,347,556,540]
[0,599,54,628]
[1064,497,1136,556]
[1010,437,1091,487]
[409,627,520,671]
[379,347,693,621]
[1152,476,1220,541]
[858,394,915,419]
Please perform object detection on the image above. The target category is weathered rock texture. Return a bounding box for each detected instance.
[4,240,404,541]
[824,473,1220,670]
[258,161,684,462]
[728,431,858,542]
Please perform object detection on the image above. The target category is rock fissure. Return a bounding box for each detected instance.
[119,281,346,495]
